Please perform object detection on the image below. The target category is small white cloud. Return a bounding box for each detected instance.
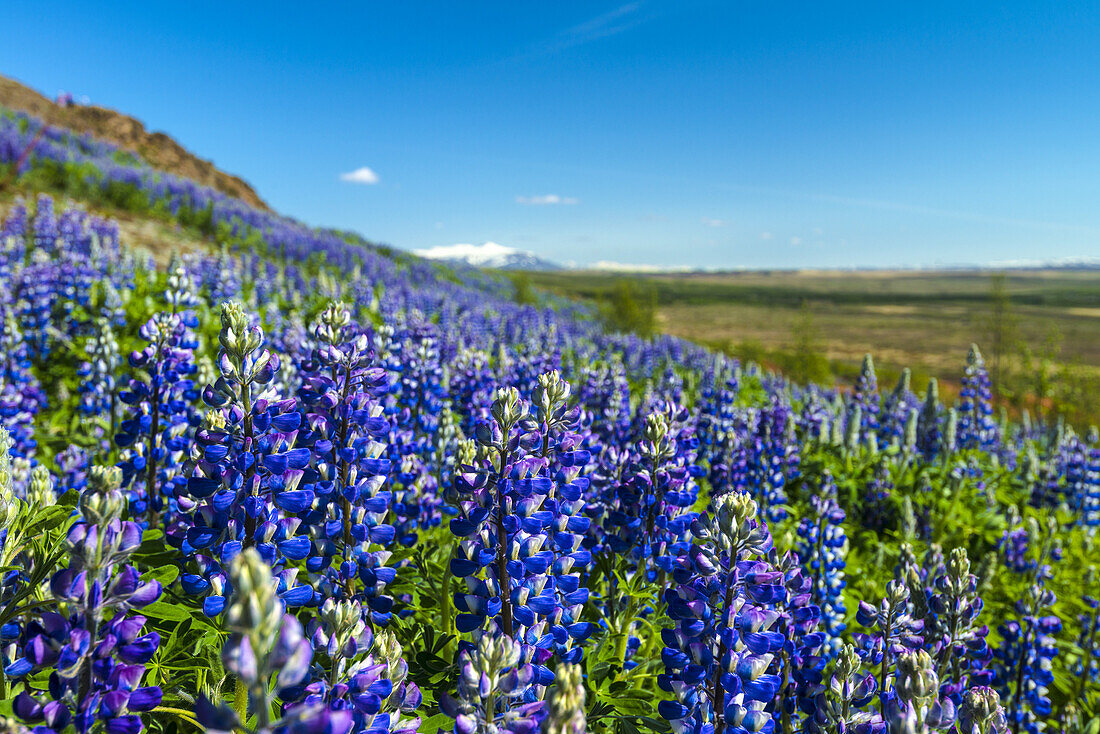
[339,166,380,185]
[760,231,774,240]
[790,236,802,245]
[516,194,579,206]
[435,221,444,230]
[701,217,727,228]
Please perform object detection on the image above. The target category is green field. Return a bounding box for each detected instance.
[520,267,1100,424]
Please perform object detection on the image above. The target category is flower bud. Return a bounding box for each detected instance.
[895,650,938,711]
[219,301,263,358]
[81,466,126,525]
[26,465,54,509]
[545,663,586,734]
[904,407,918,451]
[958,686,1007,733]
[226,548,282,643]
[490,387,523,429]
[943,408,958,453]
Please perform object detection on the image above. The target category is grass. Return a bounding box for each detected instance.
[519,268,1100,423]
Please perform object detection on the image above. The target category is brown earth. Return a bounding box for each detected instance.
[0,73,269,210]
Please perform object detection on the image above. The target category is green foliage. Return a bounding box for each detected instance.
[510,272,537,306]
[600,279,657,337]
[782,302,832,385]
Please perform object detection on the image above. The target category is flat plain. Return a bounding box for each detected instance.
[522,268,1100,397]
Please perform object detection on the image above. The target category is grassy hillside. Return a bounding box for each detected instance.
[0,73,269,209]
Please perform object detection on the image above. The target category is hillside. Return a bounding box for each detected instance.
[0,73,268,209]
[0,67,1098,734]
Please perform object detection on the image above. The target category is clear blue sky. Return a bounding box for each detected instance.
[4,1,1100,268]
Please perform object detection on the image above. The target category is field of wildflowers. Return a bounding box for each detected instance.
[0,106,1098,734]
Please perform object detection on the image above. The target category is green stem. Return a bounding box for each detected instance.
[151,706,203,731]
[234,675,248,723]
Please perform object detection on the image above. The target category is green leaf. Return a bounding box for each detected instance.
[421,713,452,732]
[141,565,180,586]
[140,601,193,622]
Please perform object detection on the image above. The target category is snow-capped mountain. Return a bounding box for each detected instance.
[413,242,561,271]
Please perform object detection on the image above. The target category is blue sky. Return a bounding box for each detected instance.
[3,1,1100,268]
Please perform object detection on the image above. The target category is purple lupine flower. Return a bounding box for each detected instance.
[296,301,395,615]
[957,345,998,452]
[286,599,421,732]
[220,548,312,729]
[8,467,162,734]
[115,311,198,524]
[853,579,925,717]
[808,645,884,733]
[658,492,781,733]
[798,471,847,657]
[439,625,546,734]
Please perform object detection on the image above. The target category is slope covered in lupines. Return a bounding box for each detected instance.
[0,101,1096,734]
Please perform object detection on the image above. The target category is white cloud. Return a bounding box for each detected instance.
[701,217,727,228]
[339,166,380,185]
[790,236,802,245]
[557,3,643,48]
[760,231,774,240]
[515,194,579,206]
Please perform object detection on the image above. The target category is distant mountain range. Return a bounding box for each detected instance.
[411,245,1100,274]
[413,242,562,271]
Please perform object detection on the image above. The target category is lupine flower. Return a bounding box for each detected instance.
[957,345,998,452]
[0,307,45,460]
[798,471,847,657]
[439,626,546,734]
[76,317,120,455]
[848,354,880,446]
[922,548,991,703]
[177,302,314,615]
[884,649,955,732]
[450,376,592,680]
[544,662,586,734]
[287,600,422,732]
[116,311,198,524]
[993,517,1061,734]
[916,379,941,462]
[9,466,163,734]
[957,686,1008,734]
[296,301,395,613]
[214,547,313,731]
[658,492,781,734]
[854,579,924,713]
[808,645,883,733]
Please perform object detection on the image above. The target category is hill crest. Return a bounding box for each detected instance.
[0,73,269,210]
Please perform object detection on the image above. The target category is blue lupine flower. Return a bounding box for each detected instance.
[439,625,546,734]
[177,302,314,615]
[957,345,998,452]
[8,467,163,734]
[658,492,780,733]
[115,310,199,524]
[296,301,396,615]
[798,471,847,657]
